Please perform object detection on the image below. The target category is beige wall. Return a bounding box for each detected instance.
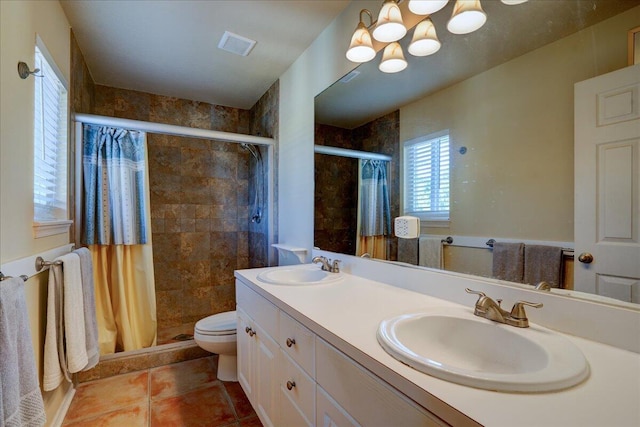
[400,7,638,278]
[0,0,74,422]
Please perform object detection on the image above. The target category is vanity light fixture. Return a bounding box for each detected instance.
[408,0,449,15]
[379,42,408,73]
[346,9,376,63]
[408,17,441,56]
[372,0,407,43]
[347,0,527,72]
[447,0,487,35]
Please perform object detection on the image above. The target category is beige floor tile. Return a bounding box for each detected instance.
[150,356,217,400]
[62,402,148,427]
[63,371,149,424]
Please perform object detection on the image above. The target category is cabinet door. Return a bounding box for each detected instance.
[237,309,254,402]
[255,323,280,427]
[316,386,360,427]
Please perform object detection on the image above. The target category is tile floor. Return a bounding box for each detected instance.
[63,356,262,427]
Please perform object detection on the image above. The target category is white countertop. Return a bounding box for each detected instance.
[236,265,640,427]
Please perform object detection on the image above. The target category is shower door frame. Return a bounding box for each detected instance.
[73,113,277,265]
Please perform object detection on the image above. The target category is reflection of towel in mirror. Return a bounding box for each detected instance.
[492,242,524,283]
[524,245,563,287]
[0,277,46,427]
[419,236,443,269]
[397,238,418,265]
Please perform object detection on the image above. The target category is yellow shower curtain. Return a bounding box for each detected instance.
[83,125,156,354]
[91,244,156,354]
[357,235,387,260]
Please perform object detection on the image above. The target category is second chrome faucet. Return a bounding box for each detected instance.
[465,288,542,328]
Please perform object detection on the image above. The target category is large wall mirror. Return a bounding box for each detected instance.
[314,0,639,307]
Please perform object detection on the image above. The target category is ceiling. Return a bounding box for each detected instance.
[60,0,351,110]
[315,0,639,129]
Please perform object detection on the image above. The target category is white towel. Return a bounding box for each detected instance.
[1,276,46,427]
[418,236,443,269]
[74,248,100,370]
[59,253,88,373]
[43,263,68,391]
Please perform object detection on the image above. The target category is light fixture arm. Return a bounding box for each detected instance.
[359,9,374,29]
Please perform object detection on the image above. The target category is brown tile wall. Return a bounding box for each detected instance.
[314,111,400,260]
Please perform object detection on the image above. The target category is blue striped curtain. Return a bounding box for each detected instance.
[83,125,148,245]
[360,159,391,236]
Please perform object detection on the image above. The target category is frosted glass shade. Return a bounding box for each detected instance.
[408,0,449,15]
[408,18,441,56]
[501,0,528,4]
[447,0,486,34]
[379,42,407,73]
[372,0,407,43]
[346,23,376,63]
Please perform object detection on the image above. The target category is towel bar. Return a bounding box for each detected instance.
[0,271,28,282]
[35,256,62,272]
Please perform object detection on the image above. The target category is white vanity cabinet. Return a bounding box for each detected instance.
[236,279,447,427]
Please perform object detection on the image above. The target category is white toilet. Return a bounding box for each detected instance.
[194,310,238,381]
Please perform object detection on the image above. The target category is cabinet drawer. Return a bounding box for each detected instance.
[279,351,315,426]
[279,311,315,377]
[236,279,278,338]
[316,338,446,427]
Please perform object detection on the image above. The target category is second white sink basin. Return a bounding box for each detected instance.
[257,266,343,286]
[377,308,589,392]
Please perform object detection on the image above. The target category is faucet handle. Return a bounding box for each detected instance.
[331,259,341,273]
[510,300,543,320]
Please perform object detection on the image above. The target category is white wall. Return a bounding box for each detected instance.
[278,0,380,263]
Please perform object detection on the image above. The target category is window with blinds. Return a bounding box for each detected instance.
[33,45,68,223]
[402,131,450,221]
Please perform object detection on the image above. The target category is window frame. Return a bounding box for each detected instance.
[32,36,72,238]
[401,130,451,226]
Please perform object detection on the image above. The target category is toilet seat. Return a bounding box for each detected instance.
[195,310,237,336]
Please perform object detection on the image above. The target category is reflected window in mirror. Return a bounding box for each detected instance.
[402,131,450,225]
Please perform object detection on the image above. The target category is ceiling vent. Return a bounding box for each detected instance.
[218,31,257,57]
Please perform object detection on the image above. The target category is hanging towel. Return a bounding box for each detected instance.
[43,263,68,391]
[1,276,46,427]
[492,242,525,283]
[397,238,419,265]
[418,236,444,269]
[524,245,563,288]
[74,247,100,370]
[59,253,88,373]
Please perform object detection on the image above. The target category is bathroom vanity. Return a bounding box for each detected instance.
[235,256,640,426]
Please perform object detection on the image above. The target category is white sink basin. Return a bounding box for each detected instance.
[377,308,589,392]
[257,266,343,286]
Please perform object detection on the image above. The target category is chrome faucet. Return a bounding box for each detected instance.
[312,256,341,273]
[465,288,542,328]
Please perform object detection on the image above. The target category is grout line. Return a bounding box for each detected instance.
[147,367,152,427]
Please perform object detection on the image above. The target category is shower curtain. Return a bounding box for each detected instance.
[83,125,157,354]
[357,160,391,259]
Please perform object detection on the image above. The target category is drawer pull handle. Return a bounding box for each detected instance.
[245,327,256,337]
[286,338,296,347]
[245,326,251,334]
[286,380,296,391]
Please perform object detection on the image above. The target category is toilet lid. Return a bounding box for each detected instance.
[195,311,237,335]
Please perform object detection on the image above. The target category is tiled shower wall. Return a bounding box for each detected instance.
[314,111,399,260]
[72,32,277,340]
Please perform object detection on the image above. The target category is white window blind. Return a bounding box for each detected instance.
[33,45,68,222]
[403,131,450,221]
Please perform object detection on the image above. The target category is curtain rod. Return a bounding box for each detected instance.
[74,113,275,146]
[314,145,392,161]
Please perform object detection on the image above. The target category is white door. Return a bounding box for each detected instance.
[574,64,640,303]
[237,309,254,401]
[255,323,280,427]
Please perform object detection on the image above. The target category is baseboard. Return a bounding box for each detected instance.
[48,385,75,427]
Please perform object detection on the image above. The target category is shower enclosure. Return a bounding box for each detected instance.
[75,114,274,354]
